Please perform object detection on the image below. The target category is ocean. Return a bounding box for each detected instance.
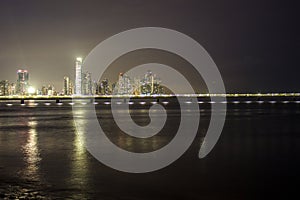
[0,99,299,199]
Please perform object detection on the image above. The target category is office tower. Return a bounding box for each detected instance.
[98,78,111,95]
[133,78,141,95]
[16,69,29,95]
[63,76,70,95]
[75,57,82,95]
[92,80,97,95]
[41,85,48,95]
[0,80,9,96]
[114,73,133,95]
[82,72,92,95]
[140,70,162,95]
[69,81,74,95]
[47,85,55,96]
[8,83,16,96]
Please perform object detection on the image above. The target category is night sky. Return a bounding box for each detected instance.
[0,0,298,93]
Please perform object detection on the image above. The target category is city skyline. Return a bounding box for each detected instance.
[0,0,298,93]
[2,58,300,96]
[0,57,169,96]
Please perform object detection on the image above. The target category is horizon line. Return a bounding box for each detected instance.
[0,92,300,99]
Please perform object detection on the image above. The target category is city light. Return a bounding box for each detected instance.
[28,86,36,95]
[1,58,300,99]
[76,57,82,62]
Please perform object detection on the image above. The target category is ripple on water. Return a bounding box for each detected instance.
[0,180,52,199]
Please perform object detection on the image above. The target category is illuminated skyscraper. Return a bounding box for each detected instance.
[0,80,9,96]
[69,81,74,95]
[63,76,70,95]
[75,57,82,95]
[114,73,133,95]
[41,85,48,95]
[16,69,29,95]
[82,72,92,95]
[47,85,55,96]
[140,70,162,95]
[8,83,16,96]
[97,78,111,95]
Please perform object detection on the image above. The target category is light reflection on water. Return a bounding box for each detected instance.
[71,122,88,182]
[115,134,161,152]
[21,119,41,181]
[69,113,89,199]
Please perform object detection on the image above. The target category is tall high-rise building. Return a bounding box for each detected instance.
[97,78,111,95]
[75,57,82,95]
[69,81,74,95]
[133,78,141,95]
[8,83,16,96]
[92,80,97,95]
[47,85,55,96]
[140,70,162,95]
[63,76,70,95]
[113,73,133,95]
[41,85,48,95]
[0,80,9,96]
[16,69,29,95]
[82,72,92,95]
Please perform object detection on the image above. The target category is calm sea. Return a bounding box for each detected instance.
[0,100,299,199]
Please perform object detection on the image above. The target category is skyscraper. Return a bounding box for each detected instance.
[8,83,16,96]
[69,81,74,95]
[16,69,29,95]
[47,85,55,96]
[41,85,48,95]
[63,76,70,95]
[140,70,162,95]
[75,57,82,95]
[0,80,9,96]
[114,73,133,95]
[82,72,92,95]
[97,78,111,95]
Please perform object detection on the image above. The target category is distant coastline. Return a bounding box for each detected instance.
[0,93,300,100]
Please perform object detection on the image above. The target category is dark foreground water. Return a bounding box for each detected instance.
[0,100,300,199]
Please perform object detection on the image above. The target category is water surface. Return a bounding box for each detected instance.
[0,101,299,199]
